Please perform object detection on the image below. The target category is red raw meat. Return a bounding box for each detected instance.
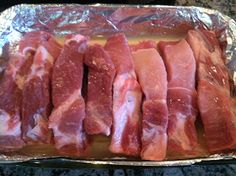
[21,33,62,144]
[0,55,26,150]
[104,33,142,156]
[187,29,236,152]
[158,40,195,89]
[84,44,115,136]
[159,39,199,155]
[49,35,88,155]
[132,48,168,160]
[0,31,55,150]
[130,40,157,52]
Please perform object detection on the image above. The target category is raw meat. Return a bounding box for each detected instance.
[0,54,26,150]
[158,39,199,155]
[49,34,88,155]
[186,29,236,152]
[21,34,62,144]
[104,33,142,156]
[132,48,168,160]
[84,44,115,136]
[0,31,54,150]
[130,40,157,52]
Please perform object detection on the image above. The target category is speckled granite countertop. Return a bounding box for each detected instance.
[0,1,235,175]
[175,0,236,19]
[1,164,236,176]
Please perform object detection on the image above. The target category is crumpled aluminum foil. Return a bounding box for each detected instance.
[0,4,236,167]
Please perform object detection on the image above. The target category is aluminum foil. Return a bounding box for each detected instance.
[0,4,236,167]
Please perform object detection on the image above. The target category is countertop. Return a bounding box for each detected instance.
[1,164,236,176]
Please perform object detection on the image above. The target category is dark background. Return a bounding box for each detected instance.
[0,0,235,175]
[0,0,175,11]
[0,0,175,5]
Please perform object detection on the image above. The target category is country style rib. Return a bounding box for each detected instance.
[187,29,236,152]
[0,31,55,150]
[104,33,142,156]
[21,33,62,144]
[84,44,115,136]
[159,39,199,155]
[49,34,88,155]
[132,48,168,160]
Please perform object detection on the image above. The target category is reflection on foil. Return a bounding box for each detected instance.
[0,4,235,166]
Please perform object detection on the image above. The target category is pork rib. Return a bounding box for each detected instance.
[21,33,62,144]
[49,35,88,155]
[158,39,199,155]
[132,48,168,160]
[0,31,53,150]
[104,33,142,156]
[187,29,236,152]
[0,54,26,150]
[84,44,115,136]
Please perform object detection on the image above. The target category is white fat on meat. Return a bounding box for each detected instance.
[49,89,81,122]
[26,113,48,141]
[0,110,21,136]
[111,73,141,150]
[110,74,128,149]
[51,123,84,149]
[168,113,191,150]
[22,47,36,56]
[65,35,88,53]
[26,46,53,82]
[86,102,110,136]
[5,54,26,89]
[49,89,83,149]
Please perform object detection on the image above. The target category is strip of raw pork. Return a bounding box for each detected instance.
[84,44,115,136]
[49,35,88,155]
[22,33,62,144]
[187,29,236,152]
[159,40,199,155]
[0,54,27,150]
[104,33,142,156]
[132,47,168,160]
[0,31,53,150]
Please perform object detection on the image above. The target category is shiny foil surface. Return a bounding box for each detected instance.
[0,4,236,166]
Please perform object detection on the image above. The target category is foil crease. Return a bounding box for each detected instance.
[0,4,236,166]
